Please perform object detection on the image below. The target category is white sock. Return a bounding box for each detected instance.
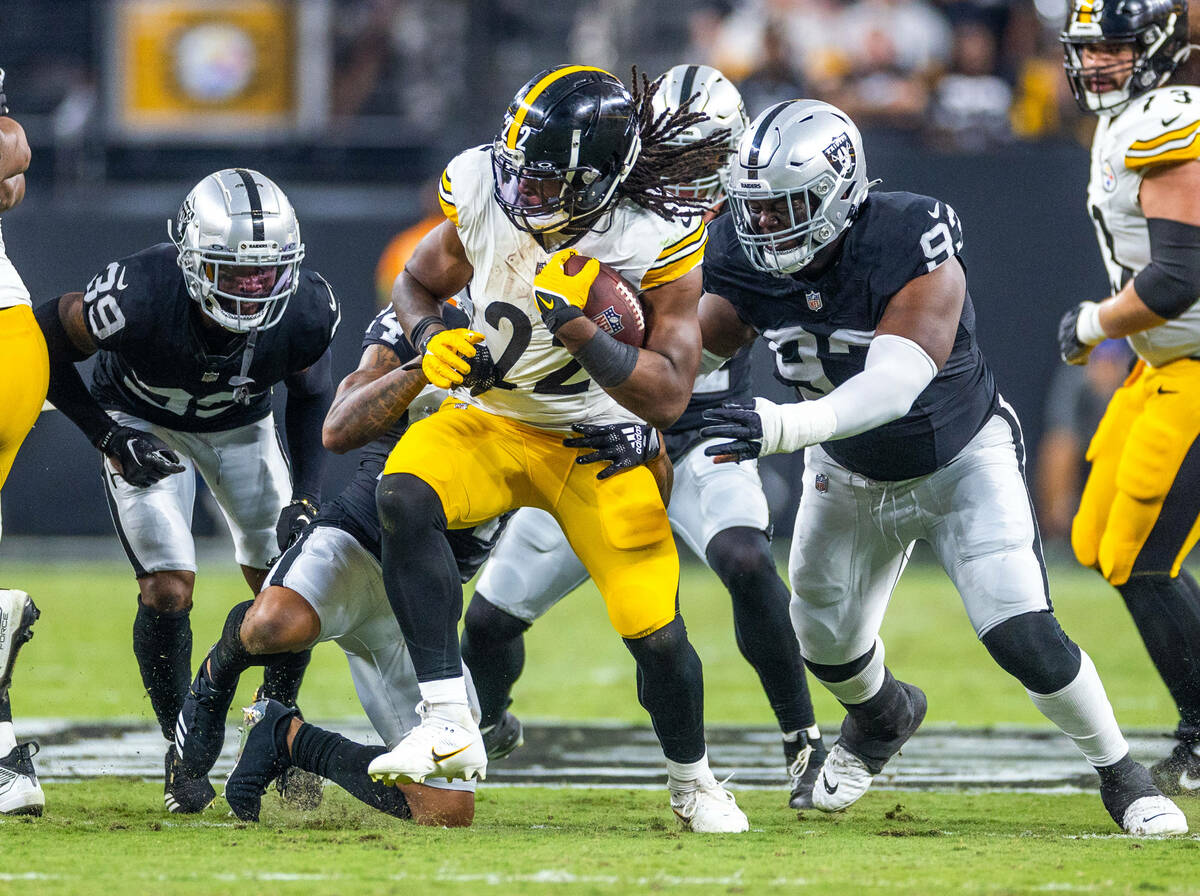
[1027,650,1128,767]
[813,638,886,705]
[0,721,16,755]
[667,751,713,788]
[782,724,822,743]
[418,676,469,707]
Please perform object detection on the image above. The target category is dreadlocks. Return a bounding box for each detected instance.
[618,67,733,220]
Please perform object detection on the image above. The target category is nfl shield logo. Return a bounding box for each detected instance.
[806,290,823,311]
[814,473,829,493]
[593,306,624,335]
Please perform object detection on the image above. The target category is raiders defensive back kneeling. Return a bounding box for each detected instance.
[698,99,1186,836]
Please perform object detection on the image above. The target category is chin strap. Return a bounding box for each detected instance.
[230,326,260,406]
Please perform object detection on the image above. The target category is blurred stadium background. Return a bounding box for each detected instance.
[3,0,1131,547]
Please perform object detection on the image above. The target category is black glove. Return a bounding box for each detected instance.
[700,403,764,463]
[1057,303,1094,366]
[563,422,660,480]
[276,498,319,552]
[95,425,185,488]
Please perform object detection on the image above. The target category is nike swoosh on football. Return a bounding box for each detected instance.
[1162,115,1182,127]
[431,744,472,763]
[821,772,839,794]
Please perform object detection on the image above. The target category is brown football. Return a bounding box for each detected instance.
[563,253,646,347]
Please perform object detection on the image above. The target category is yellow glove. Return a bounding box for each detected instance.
[534,248,600,334]
[421,328,485,389]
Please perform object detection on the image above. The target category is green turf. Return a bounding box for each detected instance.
[2,556,1181,729]
[3,781,1198,896]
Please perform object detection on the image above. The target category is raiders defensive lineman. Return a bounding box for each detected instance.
[365,65,751,833]
[1057,0,1200,797]
[460,64,828,809]
[698,99,1187,835]
[34,169,339,813]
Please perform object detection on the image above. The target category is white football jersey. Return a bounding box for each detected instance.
[1088,85,1200,366]
[437,146,706,429]
[0,220,30,309]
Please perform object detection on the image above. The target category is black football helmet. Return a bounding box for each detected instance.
[491,65,641,234]
[1061,0,1190,115]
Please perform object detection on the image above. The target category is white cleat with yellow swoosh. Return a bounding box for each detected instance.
[367,701,487,785]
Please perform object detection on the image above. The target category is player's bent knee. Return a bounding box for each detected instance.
[137,570,194,613]
[705,527,773,585]
[242,586,321,654]
[402,785,474,827]
[463,593,531,643]
[980,611,1081,694]
[377,472,445,535]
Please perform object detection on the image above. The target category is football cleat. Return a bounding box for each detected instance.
[1120,795,1189,836]
[814,681,926,813]
[0,589,40,698]
[274,766,324,811]
[1150,740,1200,797]
[223,699,299,822]
[163,743,216,814]
[670,774,750,833]
[481,710,524,761]
[367,701,486,785]
[176,660,237,779]
[1100,754,1188,836]
[0,742,44,816]
[785,729,828,810]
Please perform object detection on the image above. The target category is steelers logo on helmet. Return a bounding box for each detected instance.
[1060,0,1190,116]
[491,66,642,234]
[170,168,305,333]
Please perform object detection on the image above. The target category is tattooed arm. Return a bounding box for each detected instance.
[322,344,429,454]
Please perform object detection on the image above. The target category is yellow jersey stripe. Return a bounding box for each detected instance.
[437,165,458,225]
[1128,119,1200,152]
[641,239,706,290]
[505,65,612,149]
[1126,134,1200,168]
[655,219,707,261]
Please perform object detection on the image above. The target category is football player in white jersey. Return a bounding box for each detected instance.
[1058,0,1200,797]
[0,72,47,817]
[366,65,751,832]
[460,65,830,809]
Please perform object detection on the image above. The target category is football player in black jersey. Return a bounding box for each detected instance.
[34,169,340,813]
[697,100,1187,835]
[460,65,828,808]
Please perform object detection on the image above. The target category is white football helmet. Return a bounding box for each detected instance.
[727,100,871,276]
[170,168,305,332]
[650,64,749,209]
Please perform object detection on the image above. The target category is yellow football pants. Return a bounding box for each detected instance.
[0,304,49,491]
[1073,358,1200,585]
[383,401,679,638]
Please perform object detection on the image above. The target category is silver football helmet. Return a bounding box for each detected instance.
[650,64,750,209]
[727,100,871,276]
[170,168,305,332]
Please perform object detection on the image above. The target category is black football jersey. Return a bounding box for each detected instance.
[316,303,506,578]
[703,191,997,481]
[85,243,340,432]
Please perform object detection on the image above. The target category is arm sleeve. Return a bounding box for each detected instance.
[34,296,114,446]
[1131,217,1200,319]
[283,348,334,501]
[816,334,939,439]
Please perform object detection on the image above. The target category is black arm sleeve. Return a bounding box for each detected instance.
[33,297,114,447]
[283,348,334,501]
[1132,218,1200,319]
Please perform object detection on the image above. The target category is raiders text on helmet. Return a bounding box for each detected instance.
[170,168,305,332]
[491,65,641,234]
[650,64,749,209]
[1061,0,1190,115]
[727,100,871,276]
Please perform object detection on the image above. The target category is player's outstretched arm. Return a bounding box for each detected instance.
[323,344,428,453]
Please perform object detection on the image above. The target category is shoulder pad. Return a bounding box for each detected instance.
[440,146,492,231]
[1119,87,1200,170]
[641,214,707,292]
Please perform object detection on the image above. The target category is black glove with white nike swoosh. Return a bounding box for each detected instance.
[95,425,186,488]
[563,422,660,480]
[276,498,319,552]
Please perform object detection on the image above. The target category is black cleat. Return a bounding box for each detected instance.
[0,742,45,816]
[164,744,216,813]
[481,710,524,761]
[224,699,299,822]
[0,590,40,699]
[1150,736,1200,798]
[785,730,828,810]
[176,661,237,779]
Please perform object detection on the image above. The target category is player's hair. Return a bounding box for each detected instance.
[618,67,733,219]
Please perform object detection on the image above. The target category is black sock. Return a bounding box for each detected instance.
[208,601,255,692]
[290,722,411,819]
[259,649,312,708]
[1096,752,1158,824]
[707,527,815,732]
[461,594,530,728]
[1117,573,1200,727]
[624,617,706,763]
[133,597,193,741]
[377,473,464,681]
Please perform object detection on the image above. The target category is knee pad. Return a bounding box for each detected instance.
[981,611,1081,694]
[376,473,446,537]
[463,593,531,644]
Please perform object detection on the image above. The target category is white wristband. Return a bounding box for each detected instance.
[1075,301,1107,346]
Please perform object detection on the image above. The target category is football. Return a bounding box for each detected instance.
[564,253,646,347]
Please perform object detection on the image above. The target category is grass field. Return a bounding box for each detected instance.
[2,550,1198,895]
